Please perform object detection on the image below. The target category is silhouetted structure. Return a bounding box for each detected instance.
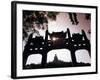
[23,28,90,69]
[53,54,59,63]
[68,13,79,25]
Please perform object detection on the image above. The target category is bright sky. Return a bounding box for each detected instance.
[47,49,72,63]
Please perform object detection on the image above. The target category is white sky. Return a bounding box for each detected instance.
[47,49,72,63]
[75,50,91,63]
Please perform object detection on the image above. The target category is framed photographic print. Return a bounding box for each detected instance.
[11,1,98,79]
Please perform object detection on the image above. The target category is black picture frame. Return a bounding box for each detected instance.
[11,1,98,79]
